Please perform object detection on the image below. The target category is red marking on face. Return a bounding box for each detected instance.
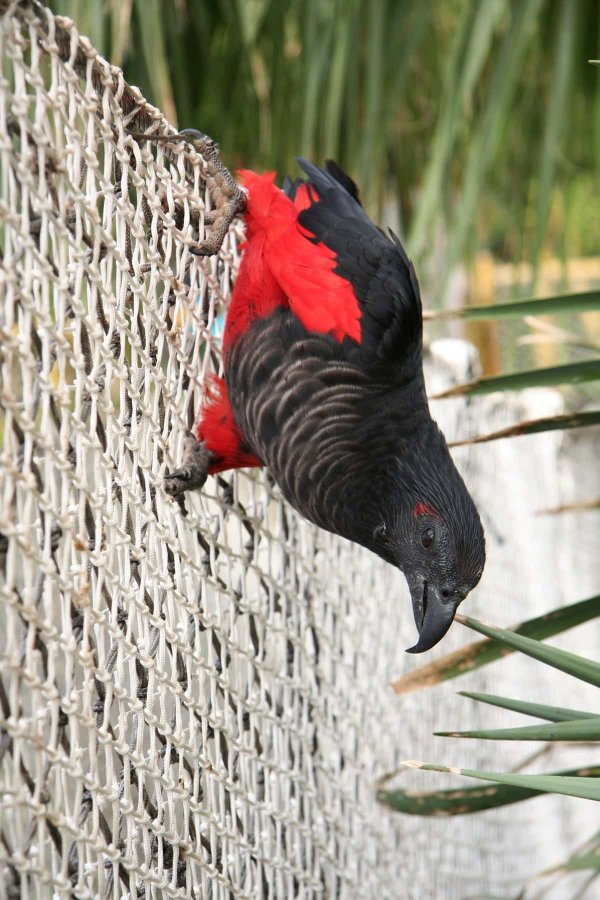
[413,501,441,520]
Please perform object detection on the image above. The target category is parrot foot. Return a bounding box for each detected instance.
[164,433,213,497]
[186,130,247,256]
[128,128,246,256]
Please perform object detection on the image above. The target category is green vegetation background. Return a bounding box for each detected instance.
[49,0,599,289]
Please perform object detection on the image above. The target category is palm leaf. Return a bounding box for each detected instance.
[458,691,597,722]
[449,411,600,446]
[378,764,600,816]
[537,498,600,515]
[392,594,600,695]
[456,614,600,687]
[425,289,600,321]
[556,837,600,872]
[436,716,600,742]
[432,359,600,398]
[401,761,600,802]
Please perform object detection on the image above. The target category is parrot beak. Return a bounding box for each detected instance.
[406,580,461,654]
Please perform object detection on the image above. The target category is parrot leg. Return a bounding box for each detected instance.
[183,131,247,257]
[163,432,213,497]
[127,129,246,256]
[164,375,262,498]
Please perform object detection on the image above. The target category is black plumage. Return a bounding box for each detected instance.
[167,159,486,652]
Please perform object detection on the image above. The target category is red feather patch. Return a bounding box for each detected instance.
[196,375,262,473]
[413,501,441,520]
[223,230,286,352]
[292,182,314,212]
[226,170,362,347]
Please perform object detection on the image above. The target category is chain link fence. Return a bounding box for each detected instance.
[1,2,598,898]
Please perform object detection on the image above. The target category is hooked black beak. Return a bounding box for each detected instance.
[406,581,461,654]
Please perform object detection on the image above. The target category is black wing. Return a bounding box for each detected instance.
[294,159,423,377]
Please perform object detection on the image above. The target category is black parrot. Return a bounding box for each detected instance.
[165,160,486,652]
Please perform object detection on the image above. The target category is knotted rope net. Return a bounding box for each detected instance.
[1,3,597,899]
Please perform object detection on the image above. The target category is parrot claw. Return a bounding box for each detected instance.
[179,130,246,256]
[127,128,246,256]
[164,434,213,497]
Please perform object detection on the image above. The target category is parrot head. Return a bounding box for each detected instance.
[358,421,485,653]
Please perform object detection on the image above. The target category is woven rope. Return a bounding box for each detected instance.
[1,3,597,899]
[0,4,406,896]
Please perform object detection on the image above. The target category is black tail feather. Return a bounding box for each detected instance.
[295,157,370,225]
[282,174,303,200]
[324,160,362,205]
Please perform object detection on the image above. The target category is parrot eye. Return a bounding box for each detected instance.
[421,528,435,549]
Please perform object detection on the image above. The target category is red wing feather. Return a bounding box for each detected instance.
[268,223,362,342]
[196,375,262,473]
[226,170,363,347]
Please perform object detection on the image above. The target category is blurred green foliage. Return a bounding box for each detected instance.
[41,4,600,893]
[49,0,599,289]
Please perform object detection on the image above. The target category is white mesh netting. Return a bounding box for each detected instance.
[1,3,599,899]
